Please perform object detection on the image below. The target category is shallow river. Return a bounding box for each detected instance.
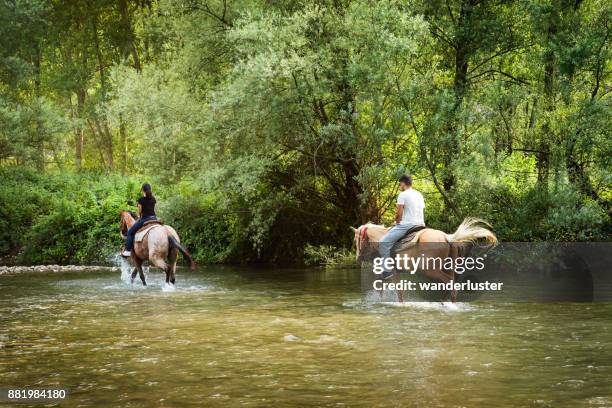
[1,266,611,407]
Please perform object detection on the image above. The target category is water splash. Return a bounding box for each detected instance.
[107,253,205,292]
[358,289,473,312]
[283,334,300,342]
[161,282,176,292]
[380,301,472,312]
[108,253,137,284]
[364,289,401,303]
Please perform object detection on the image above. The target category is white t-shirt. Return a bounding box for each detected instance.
[396,188,425,226]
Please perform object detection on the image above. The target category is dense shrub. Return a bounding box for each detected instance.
[456,183,609,241]
[0,172,51,256]
[0,165,608,266]
[303,244,355,267]
[160,191,243,263]
[0,167,246,265]
[0,167,138,264]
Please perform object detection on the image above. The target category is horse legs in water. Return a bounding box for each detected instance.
[378,272,457,303]
[152,245,179,285]
[129,261,146,286]
[376,271,405,303]
[393,272,404,302]
[163,265,175,285]
[138,266,147,286]
[449,271,457,302]
[424,268,457,303]
[157,246,179,284]
[150,258,172,284]
[131,258,146,286]
[167,246,179,285]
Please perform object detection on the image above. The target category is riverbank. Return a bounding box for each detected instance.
[0,264,119,275]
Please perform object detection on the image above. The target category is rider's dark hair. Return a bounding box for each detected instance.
[398,175,412,185]
[142,183,153,198]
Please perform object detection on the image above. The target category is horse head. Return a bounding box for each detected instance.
[354,226,368,263]
[119,210,138,240]
[352,223,391,263]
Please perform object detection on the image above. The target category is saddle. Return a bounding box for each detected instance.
[134,219,164,243]
[143,219,162,227]
[390,225,427,256]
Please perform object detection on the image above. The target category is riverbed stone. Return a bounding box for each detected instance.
[0,265,119,275]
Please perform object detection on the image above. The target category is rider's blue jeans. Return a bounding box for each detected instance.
[378,223,422,274]
[125,216,157,251]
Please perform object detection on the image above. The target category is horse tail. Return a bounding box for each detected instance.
[168,235,196,271]
[445,218,498,247]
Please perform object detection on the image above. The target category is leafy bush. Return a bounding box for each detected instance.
[0,174,51,256]
[0,167,253,265]
[456,183,609,241]
[0,167,137,265]
[1,164,607,266]
[160,191,243,263]
[303,244,355,267]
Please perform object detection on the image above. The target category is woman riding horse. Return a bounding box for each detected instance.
[122,183,156,257]
[119,183,195,286]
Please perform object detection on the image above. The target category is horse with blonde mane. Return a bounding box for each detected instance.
[120,211,195,286]
[352,218,497,302]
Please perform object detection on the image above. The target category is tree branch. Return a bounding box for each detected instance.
[469,69,531,85]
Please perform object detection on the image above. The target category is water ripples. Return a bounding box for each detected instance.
[1,267,612,407]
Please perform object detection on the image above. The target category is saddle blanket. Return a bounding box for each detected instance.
[135,224,164,242]
[390,225,427,256]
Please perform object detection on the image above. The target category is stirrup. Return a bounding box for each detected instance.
[381,271,395,280]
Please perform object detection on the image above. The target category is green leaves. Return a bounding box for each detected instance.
[1,0,610,266]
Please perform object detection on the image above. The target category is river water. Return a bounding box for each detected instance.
[1,266,611,407]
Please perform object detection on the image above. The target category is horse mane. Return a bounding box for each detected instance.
[361,222,386,229]
[129,211,139,220]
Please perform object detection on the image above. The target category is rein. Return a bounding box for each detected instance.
[360,226,368,245]
[121,211,136,230]
[358,226,368,256]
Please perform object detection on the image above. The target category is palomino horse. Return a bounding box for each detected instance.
[352,218,497,302]
[120,211,195,286]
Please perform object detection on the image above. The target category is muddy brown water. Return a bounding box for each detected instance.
[1,266,611,407]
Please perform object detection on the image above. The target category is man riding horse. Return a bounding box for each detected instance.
[378,175,425,279]
[353,175,497,302]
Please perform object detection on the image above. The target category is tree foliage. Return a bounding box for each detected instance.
[0,0,610,263]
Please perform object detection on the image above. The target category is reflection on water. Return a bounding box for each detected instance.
[1,266,611,407]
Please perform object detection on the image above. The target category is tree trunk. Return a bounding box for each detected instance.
[87,119,109,170]
[103,122,114,171]
[343,160,375,224]
[537,5,558,189]
[118,0,142,72]
[74,88,86,171]
[443,0,473,193]
[90,10,107,92]
[90,9,114,170]
[120,114,128,174]
[90,115,114,170]
[33,43,45,172]
[566,153,598,201]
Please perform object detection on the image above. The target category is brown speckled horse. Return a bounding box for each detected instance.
[120,211,194,286]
